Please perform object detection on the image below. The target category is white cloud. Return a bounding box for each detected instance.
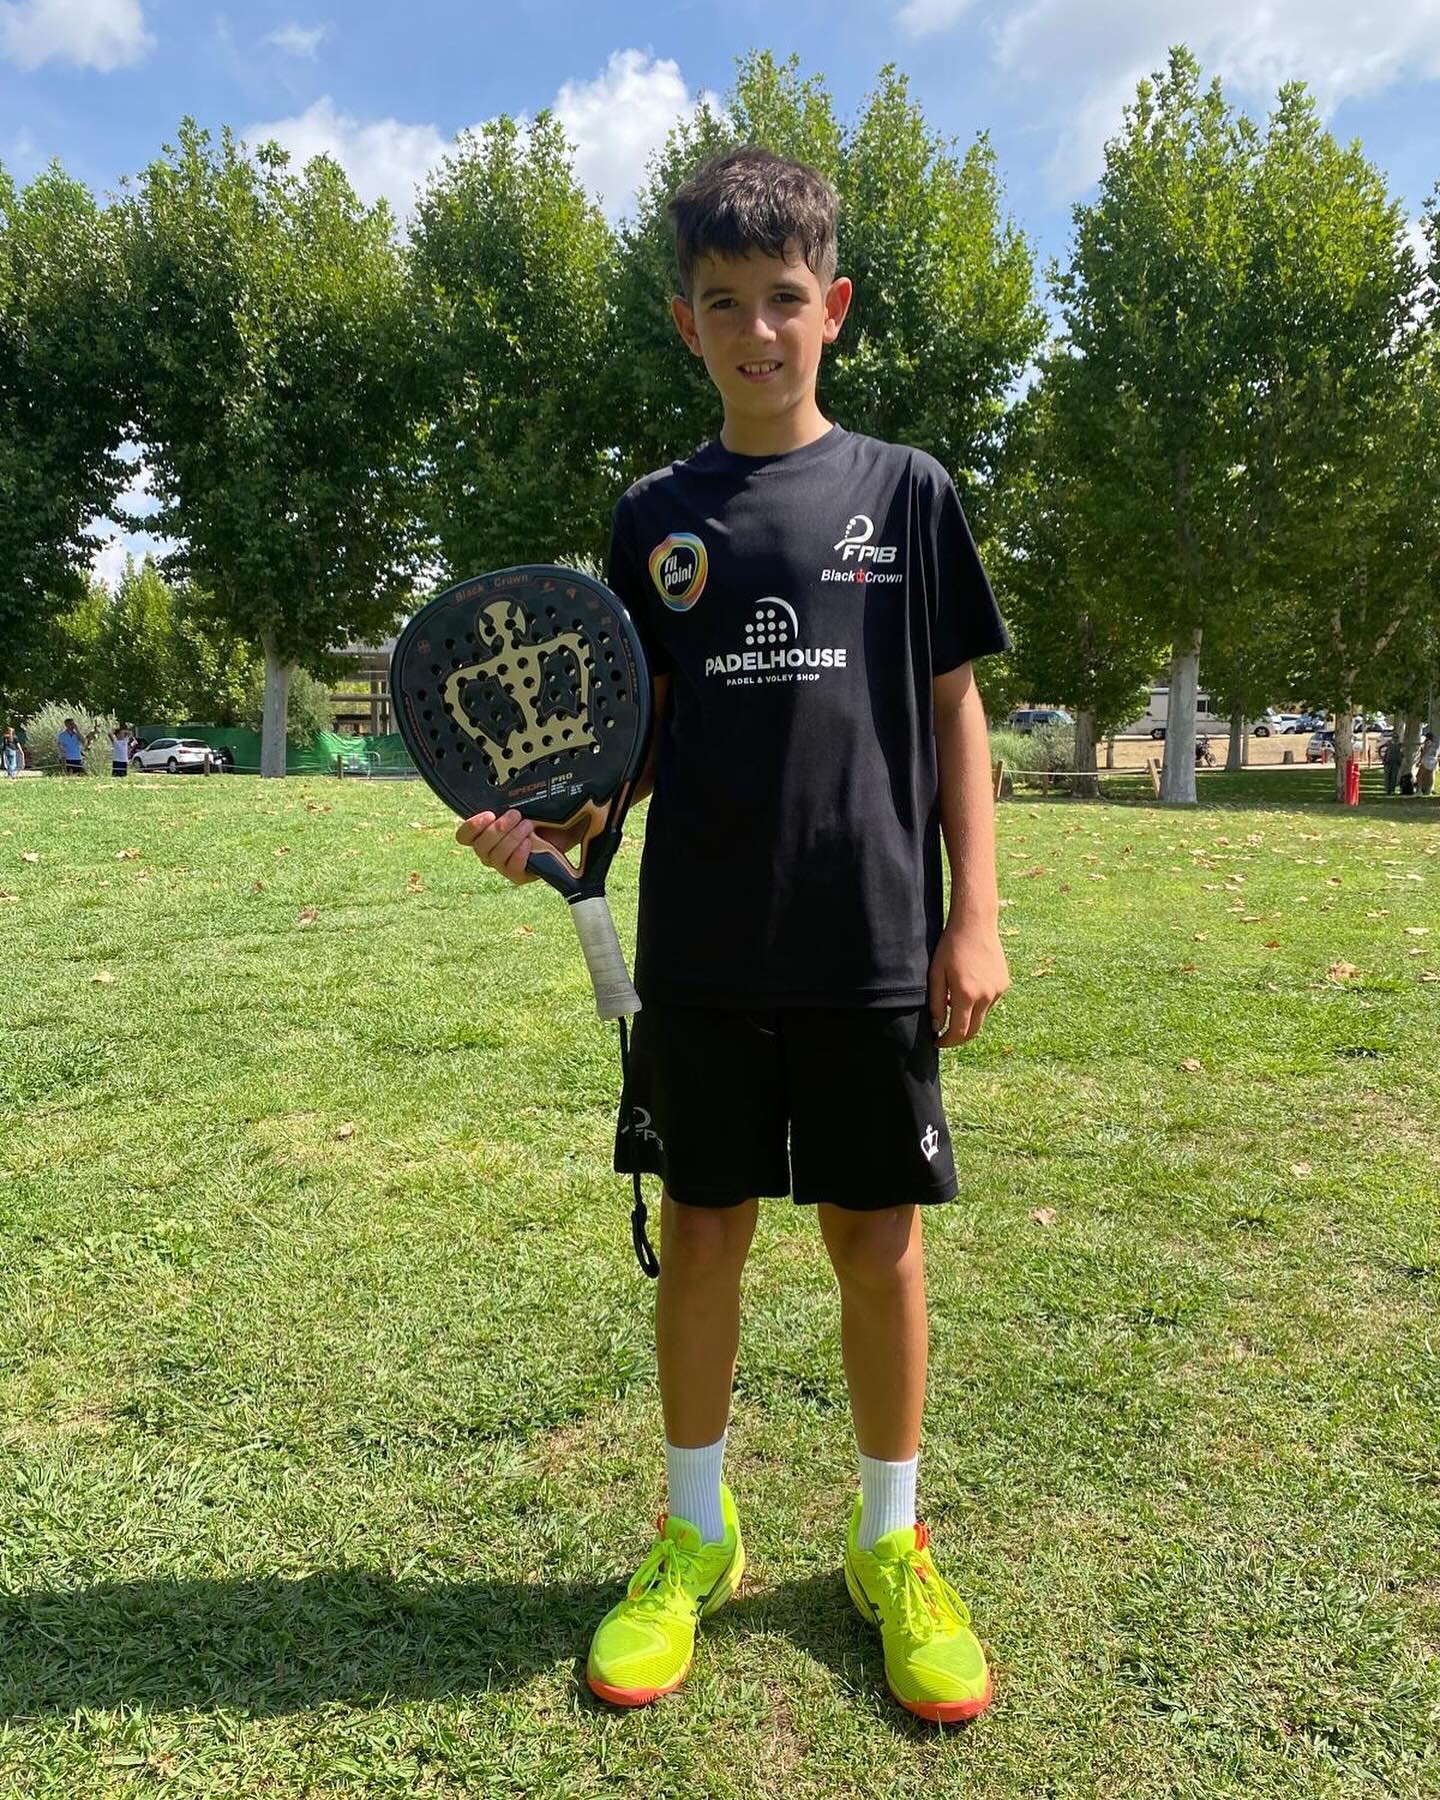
[553,49,717,217]
[0,0,152,71]
[241,96,448,221]
[899,0,1440,195]
[897,0,976,34]
[265,21,326,59]
[243,50,715,226]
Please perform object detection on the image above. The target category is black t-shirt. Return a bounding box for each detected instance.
[605,425,1010,1009]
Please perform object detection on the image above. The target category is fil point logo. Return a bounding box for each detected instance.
[649,532,708,610]
[824,512,901,585]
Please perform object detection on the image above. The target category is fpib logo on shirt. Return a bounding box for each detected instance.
[648,532,708,610]
[824,513,902,585]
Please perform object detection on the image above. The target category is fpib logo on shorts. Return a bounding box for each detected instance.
[649,533,708,611]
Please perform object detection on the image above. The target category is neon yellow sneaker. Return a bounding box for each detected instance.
[844,1496,993,1723]
[587,1484,744,1707]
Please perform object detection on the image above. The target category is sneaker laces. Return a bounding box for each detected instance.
[625,1516,704,1614]
[875,1525,971,1643]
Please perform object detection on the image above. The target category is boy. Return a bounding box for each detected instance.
[460,148,1010,1723]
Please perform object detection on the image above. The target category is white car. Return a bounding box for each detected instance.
[132,737,217,774]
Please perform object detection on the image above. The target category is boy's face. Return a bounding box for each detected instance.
[671,244,851,445]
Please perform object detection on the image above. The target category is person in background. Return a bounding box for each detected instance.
[57,718,86,775]
[1380,733,1406,796]
[2,726,20,779]
[1418,731,1438,797]
[109,723,133,778]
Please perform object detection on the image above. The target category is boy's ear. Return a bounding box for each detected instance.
[823,276,853,345]
[671,293,704,358]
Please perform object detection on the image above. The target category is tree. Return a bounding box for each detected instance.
[410,114,616,576]
[90,554,180,722]
[0,161,130,700]
[997,360,1163,785]
[607,53,1043,532]
[129,123,423,776]
[1240,85,1424,796]
[1053,49,1259,804]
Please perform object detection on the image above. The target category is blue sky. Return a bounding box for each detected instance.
[3,0,1436,578]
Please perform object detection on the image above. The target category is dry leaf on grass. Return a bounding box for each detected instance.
[1404,926,1430,937]
[1327,962,1362,981]
[252,880,266,894]
[1192,932,1209,942]
[116,848,140,860]
[1290,1161,1312,1177]
[296,907,318,926]
[406,872,424,894]
[1421,971,1440,983]
[512,924,534,938]
[1030,1208,1058,1227]
[1264,939,1282,949]
[1179,1058,1203,1072]
[92,970,115,985]
[273,846,291,857]
[335,1122,356,1141]
[20,851,39,863]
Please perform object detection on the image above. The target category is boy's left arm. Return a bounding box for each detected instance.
[930,662,1010,1046]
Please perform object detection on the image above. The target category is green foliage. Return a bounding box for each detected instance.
[128,123,425,771]
[410,115,615,574]
[238,664,333,744]
[18,699,117,771]
[0,162,131,690]
[0,576,109,718]
[607,53,1044,529]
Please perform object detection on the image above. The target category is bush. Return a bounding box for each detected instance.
[19,701,120,773]
[237,666,335,746]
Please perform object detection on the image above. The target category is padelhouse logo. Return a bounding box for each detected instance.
[648,532,708,610]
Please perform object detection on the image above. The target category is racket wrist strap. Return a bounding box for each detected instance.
[619,1016,659,1280]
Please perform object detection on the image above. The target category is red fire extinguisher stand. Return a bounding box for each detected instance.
[1344,755,1361,806]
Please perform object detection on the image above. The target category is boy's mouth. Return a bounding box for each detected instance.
[738,360,782,380]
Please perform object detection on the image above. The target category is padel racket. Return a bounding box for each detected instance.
[390,566,652,1020]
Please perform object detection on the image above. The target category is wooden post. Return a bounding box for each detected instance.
[1148,757,1162,798]
[992,758,1005,799]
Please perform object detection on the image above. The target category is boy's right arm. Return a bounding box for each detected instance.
[457,673,670,885]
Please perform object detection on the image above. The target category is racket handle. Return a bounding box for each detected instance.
[569,896,641,1020]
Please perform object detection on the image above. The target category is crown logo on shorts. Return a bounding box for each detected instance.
[443,598,598,785]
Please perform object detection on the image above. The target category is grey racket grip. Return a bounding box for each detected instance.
[569,896,641,1020]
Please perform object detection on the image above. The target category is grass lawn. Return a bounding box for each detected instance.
[2,770,1438,1799]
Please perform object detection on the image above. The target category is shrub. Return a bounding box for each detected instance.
[19,701,120,773]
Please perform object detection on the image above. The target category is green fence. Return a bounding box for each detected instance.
[149,726,417,776]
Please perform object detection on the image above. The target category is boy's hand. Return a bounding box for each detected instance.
[455,809,583,885]
[928,920,1010,1047]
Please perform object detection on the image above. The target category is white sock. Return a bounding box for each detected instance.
[858,1452,918,1550]
[665,1434,727,1545]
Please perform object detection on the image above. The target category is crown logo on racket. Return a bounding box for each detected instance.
[440,598,599,786]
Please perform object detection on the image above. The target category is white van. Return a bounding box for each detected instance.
[1121,686,1228,740]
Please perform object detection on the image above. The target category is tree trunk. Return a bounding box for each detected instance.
[259,632,294,780]
[1226,708,1245,771]
[1159,629,1202,805]
[1074,709,1099,798]
[1333,706,1355,803]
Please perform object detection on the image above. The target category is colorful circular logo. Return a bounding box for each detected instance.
[649,533,708,610]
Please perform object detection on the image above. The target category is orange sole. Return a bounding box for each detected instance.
[892,1671,994,1724]
[587,1667,689,1708]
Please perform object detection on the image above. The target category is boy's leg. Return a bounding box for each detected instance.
[657,1189,758,1450]
[817,1201,926,1464]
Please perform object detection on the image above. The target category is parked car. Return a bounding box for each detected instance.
[1306,730,1336,763]
[1252,710,1287,737]
[132,737,218,774]
[1006,708,1074,734]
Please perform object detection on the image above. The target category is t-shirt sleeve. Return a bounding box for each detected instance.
[605,495,673,677]
[921,467,1012,676]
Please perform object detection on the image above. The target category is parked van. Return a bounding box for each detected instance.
[1120,686,1228,740]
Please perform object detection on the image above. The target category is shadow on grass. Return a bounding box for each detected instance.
[0,1570,613,1717]
[1,1567,975,1735]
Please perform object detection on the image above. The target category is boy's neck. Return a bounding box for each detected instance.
[719,399,834,459]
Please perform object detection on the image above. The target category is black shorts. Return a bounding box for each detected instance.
[614,1004,957,1211]
[112,763,128,777]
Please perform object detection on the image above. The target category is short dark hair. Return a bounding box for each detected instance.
[667,147,839,296]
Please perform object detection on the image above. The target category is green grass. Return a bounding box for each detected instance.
[2,771,1438,1799]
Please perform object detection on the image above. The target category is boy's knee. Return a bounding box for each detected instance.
[821,1204,920,1291]
[661,1194,756,1271]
